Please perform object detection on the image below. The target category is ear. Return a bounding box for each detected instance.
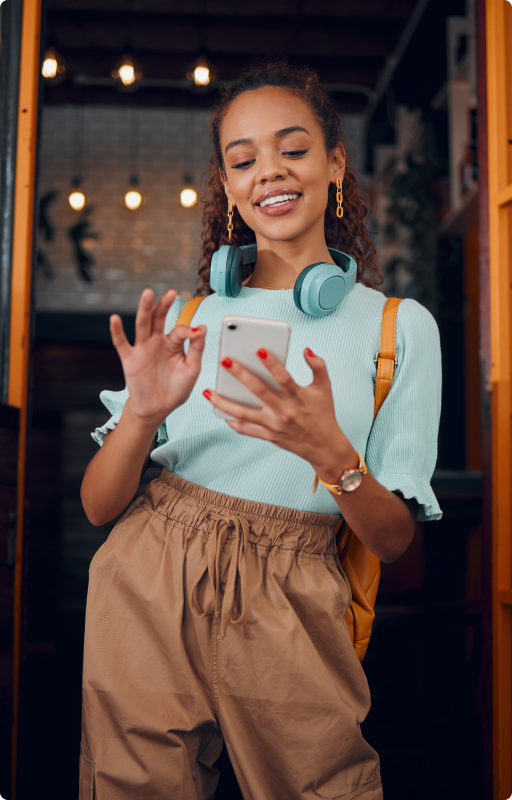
[220,169,236,207]
[330,142,346,185]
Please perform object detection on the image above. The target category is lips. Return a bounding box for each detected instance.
[254,188,302,217]
[254,188,302,207]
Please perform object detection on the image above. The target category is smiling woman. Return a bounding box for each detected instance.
[79,59,442,800]
[199,61,380,294]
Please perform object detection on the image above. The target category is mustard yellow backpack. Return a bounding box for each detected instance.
[176,295,403,663]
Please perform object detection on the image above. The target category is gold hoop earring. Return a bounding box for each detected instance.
[227,201,234,239]
[336,178,343,219]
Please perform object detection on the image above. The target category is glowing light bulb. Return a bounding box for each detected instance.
[42,56,58,79]
[125,190,142,210]
[69,191,86,211]
[41,47,66,83]
[112,55,143,91]
[180,187,197,208]
[118,64,136,86]
[186,56,216,89]
[193,65,210,86]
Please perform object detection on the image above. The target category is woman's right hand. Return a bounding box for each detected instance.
[110,288,206,429]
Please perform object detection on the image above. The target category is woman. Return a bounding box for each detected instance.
[80,60,442,800]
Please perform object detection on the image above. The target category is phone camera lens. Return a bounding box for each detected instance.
[227,324,237,330]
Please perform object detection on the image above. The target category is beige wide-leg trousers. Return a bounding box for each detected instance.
[80,469,382,800]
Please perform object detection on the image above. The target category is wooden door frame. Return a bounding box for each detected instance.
[7,0,44,794]
[476,3,493,798]
[3,2,510,799]
[484,0,512,798]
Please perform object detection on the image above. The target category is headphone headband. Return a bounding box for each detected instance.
[210,243,357,316]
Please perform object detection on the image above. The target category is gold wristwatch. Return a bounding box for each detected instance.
[312,452,368,495]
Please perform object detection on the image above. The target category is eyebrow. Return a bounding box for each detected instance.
[224,126,310,154]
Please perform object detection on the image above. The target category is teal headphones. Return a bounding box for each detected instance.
[210,244,357,317]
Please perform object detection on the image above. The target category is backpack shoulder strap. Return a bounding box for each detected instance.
[175,296,206,328]
[374,297,402,420]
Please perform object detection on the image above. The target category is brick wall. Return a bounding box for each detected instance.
[35,105,365,313]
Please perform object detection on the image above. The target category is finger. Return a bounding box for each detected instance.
[254,348,298,396]
[167,323,204,348]
[135,288,155,344]
[219,357,281,407]
[109,314,132,361]
[203,387,269,426]
[185,325,207,373]
[152,289,177,336]
[303,348,331,386]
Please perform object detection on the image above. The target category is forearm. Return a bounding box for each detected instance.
[81,399,162,526]
[310,434,416,563]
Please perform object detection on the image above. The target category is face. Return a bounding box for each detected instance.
[220,87,346,245]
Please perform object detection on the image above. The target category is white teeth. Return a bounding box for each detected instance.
[259,193,299,207]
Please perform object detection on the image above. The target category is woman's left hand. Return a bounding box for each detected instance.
[203,347,358,482]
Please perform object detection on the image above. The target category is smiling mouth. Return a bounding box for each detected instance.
[257,192,301,208]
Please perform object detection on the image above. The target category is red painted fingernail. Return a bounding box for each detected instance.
[221,357,233,368]
[203,389,212,400]
[191,327,199,332]
[306,348,315,357]
[257,348,268,359]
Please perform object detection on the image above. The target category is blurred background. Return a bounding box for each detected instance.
[2,0,488,798]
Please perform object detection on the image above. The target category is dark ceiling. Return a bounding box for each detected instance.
[44,0,418,114]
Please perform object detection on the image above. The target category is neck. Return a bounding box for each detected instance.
[244,220,334,290]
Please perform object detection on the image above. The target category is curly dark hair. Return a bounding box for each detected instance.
[197,59,380,295]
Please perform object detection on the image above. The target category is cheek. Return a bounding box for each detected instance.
[301,161,330,196]
[229,172,254,206]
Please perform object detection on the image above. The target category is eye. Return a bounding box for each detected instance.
[231,159,256,170]
[283,149,309,158]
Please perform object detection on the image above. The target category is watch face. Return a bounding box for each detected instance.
[342,471,363,492]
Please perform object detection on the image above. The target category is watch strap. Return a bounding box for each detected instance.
[312,452,367,495]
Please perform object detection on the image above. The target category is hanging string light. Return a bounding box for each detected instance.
[69,181,86,211]
[124,107,144,210]
[69,107,87,210]
[179,112,198,208]
[125,179,143,210]
[42,45,66,84]
[180,178,197,208]
[112,54,143,91]
[186,55,217,90]
[112,0,143,92]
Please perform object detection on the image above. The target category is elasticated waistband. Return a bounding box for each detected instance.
[143,468,341,556]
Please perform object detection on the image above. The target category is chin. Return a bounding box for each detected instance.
[250,214,316,243]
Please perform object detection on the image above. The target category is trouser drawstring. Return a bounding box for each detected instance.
[190,513,251,639]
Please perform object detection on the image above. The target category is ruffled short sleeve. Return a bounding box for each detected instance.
[365,299,442,522]
[90,295,186,447]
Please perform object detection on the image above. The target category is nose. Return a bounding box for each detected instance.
[257,152,288,184]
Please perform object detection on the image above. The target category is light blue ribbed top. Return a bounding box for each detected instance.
[92,283,442,521]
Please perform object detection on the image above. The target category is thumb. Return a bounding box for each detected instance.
[304,348,330,387]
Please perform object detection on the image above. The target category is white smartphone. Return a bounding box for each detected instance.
[214,315,291,421]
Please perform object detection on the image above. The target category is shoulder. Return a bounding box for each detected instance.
[350,286,439,342]
[347,285,440,360]
[396,299,440,353]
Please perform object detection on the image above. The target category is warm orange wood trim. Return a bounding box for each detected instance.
[486,1,512,797]
[495,184,512,208]
[8,0,43,795]
[498,590,512,606]
[464,227,482,470]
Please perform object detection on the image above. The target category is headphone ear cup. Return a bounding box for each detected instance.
[210,245,243,297]
[293,264,318,313]
[210,250,219,292]
[294,263,348,316]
